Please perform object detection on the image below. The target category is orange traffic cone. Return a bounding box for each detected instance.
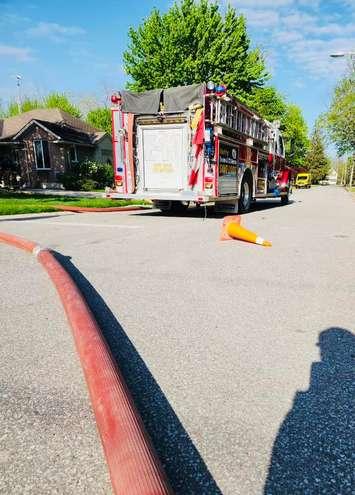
[220,215,241,241]
[220,216,272,247]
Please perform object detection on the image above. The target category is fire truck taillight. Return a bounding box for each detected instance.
[115,175,123,186]
[204,177,214,189]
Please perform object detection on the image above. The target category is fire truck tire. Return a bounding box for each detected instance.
[238,175,253,212]
[281,194,289,205]
[153,200,189,214]
[171,201,189,213]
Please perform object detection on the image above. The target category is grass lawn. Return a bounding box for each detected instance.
[0,191,147,215]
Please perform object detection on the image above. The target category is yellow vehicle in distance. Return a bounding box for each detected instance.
[295,173,312,188]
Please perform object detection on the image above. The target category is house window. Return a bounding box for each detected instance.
[69,145,78,164]
[34,140,50,169]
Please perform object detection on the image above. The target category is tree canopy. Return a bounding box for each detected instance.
[325,76,355,156]
[86,107,112,134]
[43,93,81,118]
[280,104,309,167]
[123,0,309,167]
[5,98,42,117]
[2,93,81,118]
[304,123,330,183]
[245,86,287,123]
[123,0,268,100]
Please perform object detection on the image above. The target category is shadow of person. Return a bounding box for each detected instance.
[53,251,222,495]
[264,327,354,495]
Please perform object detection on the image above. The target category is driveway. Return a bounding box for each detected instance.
[0,186,354,494]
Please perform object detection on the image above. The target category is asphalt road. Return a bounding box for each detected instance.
[0,186,354,494]
[0,246,111,494]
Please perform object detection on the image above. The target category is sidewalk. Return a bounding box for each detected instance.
[19,188,105,198]
[0,244,111,494]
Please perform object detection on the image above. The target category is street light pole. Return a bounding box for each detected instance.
[330,52,354,188]
[16,74,22,113]
[330,51,355,73]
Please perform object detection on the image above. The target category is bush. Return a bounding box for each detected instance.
[91,162,113,188]
[58,173,80,191]
[79,179,98,191]
[59,160,113,191]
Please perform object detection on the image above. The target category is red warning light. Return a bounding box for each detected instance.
[111,93,121,105]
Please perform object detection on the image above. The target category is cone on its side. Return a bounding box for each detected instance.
[220,216,272,247]
[220,215,241,241]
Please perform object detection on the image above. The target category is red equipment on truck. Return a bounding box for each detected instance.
[107,82,293,213]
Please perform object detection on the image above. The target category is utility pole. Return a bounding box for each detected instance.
[330,51,355,75]
[349,157,354,188]
[330,52,354,188]
[16,74,22,113]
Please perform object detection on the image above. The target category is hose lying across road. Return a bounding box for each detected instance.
[0,231,172,495]
[56,205,148,213]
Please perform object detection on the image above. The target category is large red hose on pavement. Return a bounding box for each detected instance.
[0,231,172,495]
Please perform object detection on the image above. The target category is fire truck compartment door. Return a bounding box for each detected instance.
[218,141,238,195]
[139,124,188,191]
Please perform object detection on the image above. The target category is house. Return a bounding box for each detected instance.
[326,168,338,185]
[0,109,112,188]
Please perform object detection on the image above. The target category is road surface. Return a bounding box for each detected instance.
[0,245,111,494]
[0,186,354,494]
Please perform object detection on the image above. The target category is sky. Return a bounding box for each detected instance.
[0,0,354,140]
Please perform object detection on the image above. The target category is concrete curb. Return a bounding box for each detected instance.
[0,232,172,495]
[56,205,148,213]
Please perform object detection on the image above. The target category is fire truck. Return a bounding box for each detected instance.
[107,82,293,213]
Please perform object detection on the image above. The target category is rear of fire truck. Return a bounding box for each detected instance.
[107,82,292,213]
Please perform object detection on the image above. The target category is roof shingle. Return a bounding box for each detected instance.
[0,108,107,143]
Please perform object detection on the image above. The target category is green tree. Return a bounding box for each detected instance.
[0,100,6,118]
[326,76,355,156]
[86,107,111,134]
[43,93,81,118]
[304,124,330,183]
[245,86,287,122]
[5,98,43,117]
[281,104,309,167]
[123,0,268,100]
[3,93,81,118]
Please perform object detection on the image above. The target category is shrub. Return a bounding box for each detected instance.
[91,162,113,188]
[58,173,80,191]
[79,179,98,191]
[59,160,113,190]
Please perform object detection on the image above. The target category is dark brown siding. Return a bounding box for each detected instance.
[17,125,94,187]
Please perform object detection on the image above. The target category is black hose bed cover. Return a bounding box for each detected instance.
[121,83,204,114]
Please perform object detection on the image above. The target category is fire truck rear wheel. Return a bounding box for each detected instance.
[281,194,289,205]
[154,200,189,214]
[239,175,253,212]
[171,201,189,213]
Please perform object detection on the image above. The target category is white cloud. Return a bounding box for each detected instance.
[239,1,355,79]
[26,22,85,42]
[296,0,320,8]
[0,13,31,24]
[240,9,279,27]
[273,30,303,43]
[282,11,316,29]
[0,44,33,61]
[284,36,355,77]
[232,0,292,6]
[307,23,355,36]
